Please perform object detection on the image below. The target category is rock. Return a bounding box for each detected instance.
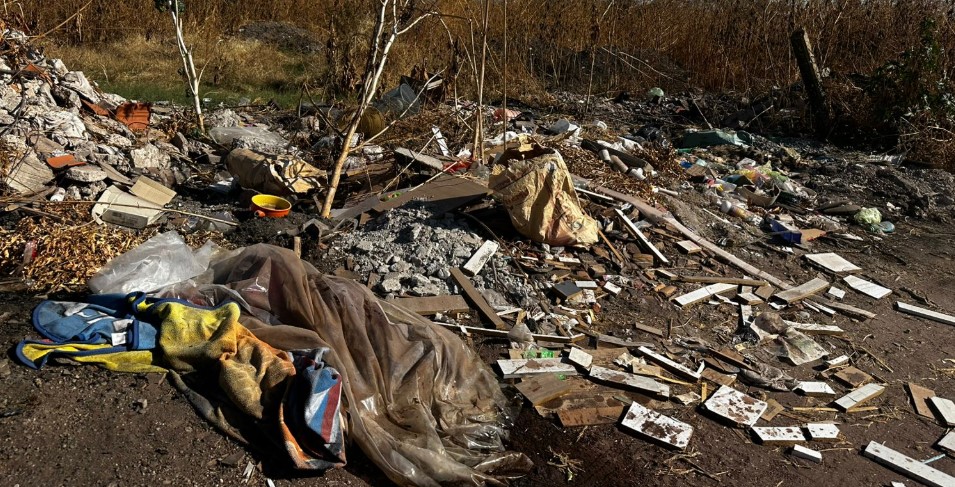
[51,85,81,110]
[379,277,403,294]
[61,71,99,103]
[42,111,87,140]
[130,144,170,169]
[104,133,133,149]
[65,165,107,182]
[3,152,53,194]
[171,132,188,153]
[205,108,243,128]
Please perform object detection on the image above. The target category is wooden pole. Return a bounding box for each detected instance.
[790,28,830,137]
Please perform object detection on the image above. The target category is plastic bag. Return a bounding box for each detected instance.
[88,231,213,294]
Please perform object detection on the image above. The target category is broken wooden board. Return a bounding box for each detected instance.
[794,381,837,398]
[557,405,625,427]
[371,173,488,216]
[637,346,701,381]
[791,445,823,463]
[937,430,955,455]
[843,275,892,299]
[701,368,736,387]
[863,441,955,487]
[515,374,574,406]
[387,295,470,316]
[394,147,448,171]
[450,268,507,330]
[773,278,829,304]
[634,322,665,337]
[906,383,937,419]
[709,348,751,371]
[462,240,499,276]
[616,209,670,265]
[676,240,703,254]
[928,397,955,427]
[497,358,578,379]
[621,402,693,450]
[895,301,955,327]
[589,365,670,398]
[834,383,885,411]
[704,385,767,427]
[751,426,806,445]
[672,283,737,308]
[805,423,841,442]
[805,252,861,275]
[833,366,873,388]
[534,377,629,418]
[762,399,785,421]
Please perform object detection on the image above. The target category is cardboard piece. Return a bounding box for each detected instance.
[92,176,176,229]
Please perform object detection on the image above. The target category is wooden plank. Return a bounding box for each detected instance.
[462,240,499,276]
[805,252,861,275]
[634,322,664,337]
[637,346,701,381]
[515,375,574,405]
[616,209,670,265]
[928,397,955,427]
[673,283,737,308]
[751,426,806,446]
[709,348,752,371]
[388,295,470,316]
[863,441,955,487]
[774,278,829,304]
[497,358,578,379]
[833,366,872,388]
[371,173,487,215]
[450,267,507,330]
[906,383,937,419]
[588,365,670,398]
[895,301,955,327]
[843,275,892,299]
[736,292,763,305]
[557,405,625,427]
[434,321,585,343]
[678,276,768,287]
[834,383,885,411]
[394,147,446,171]
[823,300,876,320]
[676,240,702,254]
[621,402,694,450]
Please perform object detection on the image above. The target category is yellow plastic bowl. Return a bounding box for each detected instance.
[250,194,291,218]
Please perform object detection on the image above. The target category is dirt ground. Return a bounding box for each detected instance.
[2,207,954,486]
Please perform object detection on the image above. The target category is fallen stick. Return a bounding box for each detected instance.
[8,199,239,227]
[677,276,768,287]
[575,178,791,290]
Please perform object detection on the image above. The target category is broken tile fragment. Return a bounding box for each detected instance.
[794,381,837,398]
[805,423,841,442]
[928,397,955,427]
[834,383,885,412]
[703,385,767,427]
[567,348,593,370]
[620,402,693,450]
[751,426,806,445]
[791,445,822,463]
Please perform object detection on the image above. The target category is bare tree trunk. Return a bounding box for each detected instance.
[320,1,433,218]
[170,0,204,133]
[791,27,830,138]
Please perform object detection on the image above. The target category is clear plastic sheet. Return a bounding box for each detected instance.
[88,231,214,294]
[160,244,532,486]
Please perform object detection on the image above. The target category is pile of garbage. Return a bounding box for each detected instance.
[5,22,955,487]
